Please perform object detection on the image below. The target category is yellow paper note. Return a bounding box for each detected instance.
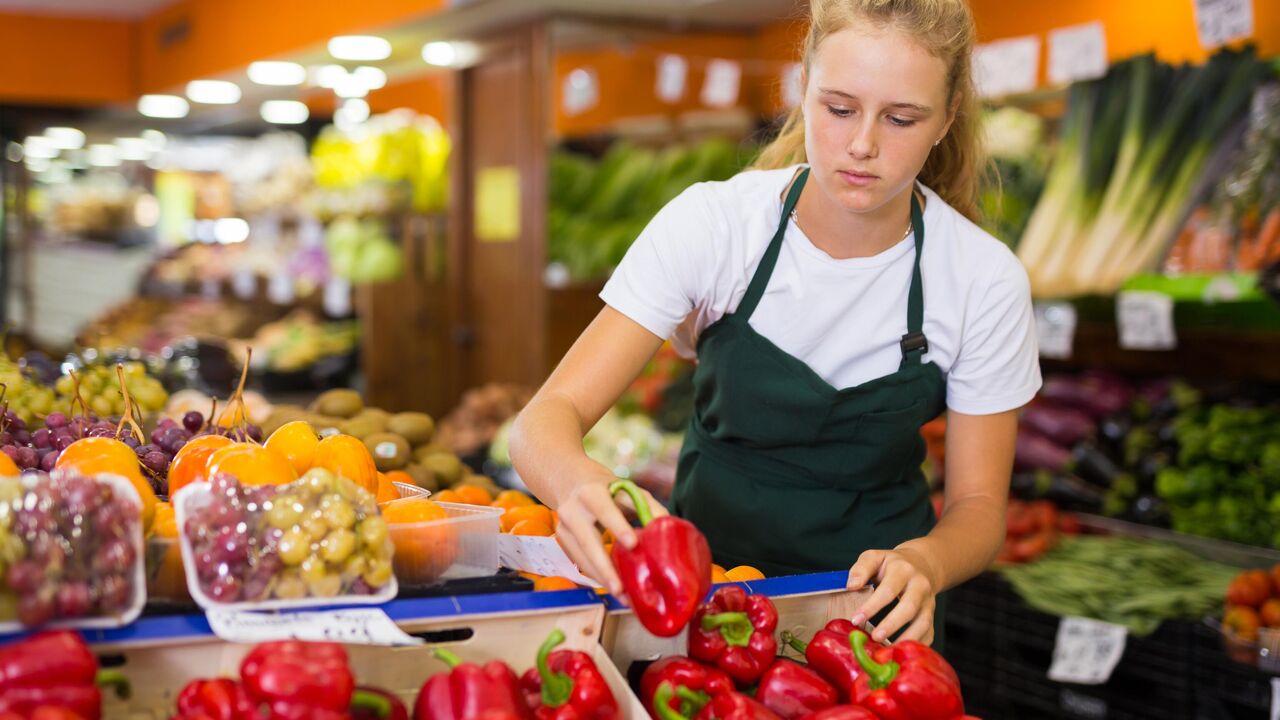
[475,166,521,242]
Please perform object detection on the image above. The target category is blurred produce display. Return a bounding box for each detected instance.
[47,172,149,242]
[435,383,534,458]
[80,298,253,356]
[229,312,358,374]
[548,138,748,280]
[616,342,694,432]
[323,216,403,284]
[979,107,1048,248]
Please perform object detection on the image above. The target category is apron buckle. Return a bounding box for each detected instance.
[900,332,929,355]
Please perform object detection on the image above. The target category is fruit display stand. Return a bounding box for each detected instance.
[12,588,646,718]
[600,571,871,675]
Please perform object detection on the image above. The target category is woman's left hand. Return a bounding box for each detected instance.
[846,546,942,645]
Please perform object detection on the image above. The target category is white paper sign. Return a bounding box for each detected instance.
[207,608,424,646]
[973,36,1041,98]
[267,272,296,305]
[1117,291,1177,351]
[782,63,804,109]
[1035,301,1077,360]
[323,277,352,317]
[1048,22,1107,85]
[498,534,600,588]
[562,67,599,116]
[701,59,742,108]
[1047,616,1127,685]
[656,55,688,103]
[1193,0,1254,49]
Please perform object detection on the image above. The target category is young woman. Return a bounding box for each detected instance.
[510,0,1039,646]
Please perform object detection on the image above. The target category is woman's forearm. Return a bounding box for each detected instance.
[897,495,1005,591]
[510,392,613,509]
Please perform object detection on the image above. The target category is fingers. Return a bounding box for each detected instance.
[847,550,885,592]
[871,575,933,643]
[556,488,626,595]
[610,485,668,526]
[899,606,936,645]
[851,560,908,630]
[581,484,640,549]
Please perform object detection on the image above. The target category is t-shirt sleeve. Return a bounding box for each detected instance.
[946,251,1042,414]
[599,185,717,340]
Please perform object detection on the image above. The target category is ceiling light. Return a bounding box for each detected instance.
[312,64,348,89]
[25,157,50,172]
[334,74,369,98]
[88,144,121,167]
[422,41,478,67]
[44,127,85,150]
[186,80,241,104]
[214,218,250,244]
[115,137,150,161]
[353,66,387,90]
[22,136,58,160]
[247,61,307,86]
[260,100,309,125]
[138,94,189,118]
[328,35,391,62]
[142,129,167,153]
[340,98,370,123]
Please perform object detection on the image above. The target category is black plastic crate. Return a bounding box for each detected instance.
[1190,622,1271,719]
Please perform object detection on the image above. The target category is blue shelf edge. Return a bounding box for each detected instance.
[601,570,849,612]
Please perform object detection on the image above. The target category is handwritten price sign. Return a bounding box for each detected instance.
[207,608,424,646]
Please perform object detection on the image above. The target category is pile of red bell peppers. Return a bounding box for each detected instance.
[638,586,982,720]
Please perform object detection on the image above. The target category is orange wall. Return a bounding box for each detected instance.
[368,72,451,122]
[0,12,136,105]
[137,0,443,93]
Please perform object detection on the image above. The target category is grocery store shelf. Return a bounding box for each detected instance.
[601,570,849,612]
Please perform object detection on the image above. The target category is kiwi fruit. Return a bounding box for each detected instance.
[356,407,390,430]
[311,389,363,419]
[413,443,451,464]
[364,432,410,471]
[403,463,440,493]
[387,412,435,446]
[420,452,465,487]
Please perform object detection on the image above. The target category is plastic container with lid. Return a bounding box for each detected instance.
[381,490,501,586]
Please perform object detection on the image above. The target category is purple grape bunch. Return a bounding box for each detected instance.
[184,473,281,604]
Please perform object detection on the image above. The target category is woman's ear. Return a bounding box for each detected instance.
[939,92,962,141]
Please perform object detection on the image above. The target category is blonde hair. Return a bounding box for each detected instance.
[754,0,987,222]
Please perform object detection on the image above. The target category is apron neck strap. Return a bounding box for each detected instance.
[737,167,808,321]
[900,190,928,367]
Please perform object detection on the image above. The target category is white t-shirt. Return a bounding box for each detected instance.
[600,165,1042,415]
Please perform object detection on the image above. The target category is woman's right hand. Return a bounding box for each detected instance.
[552,472,667,597]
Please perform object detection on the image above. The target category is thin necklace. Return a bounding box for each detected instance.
[790,206,913,243]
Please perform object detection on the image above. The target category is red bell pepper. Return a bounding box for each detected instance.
[689,586,778,686]
[653,687,781,720]
[753,660,837,720]
[0,630,128,720]
[351,687,409,720]
[415,648,531,720]
[797,707,877,720]
[239,640,354,720]
[172,679,258,720]
[640,657,735,720]
[609,480,712,637]
[782,620,871,701]
[848,631,963,720]
[519,629,620,720]
[1,709,89,720]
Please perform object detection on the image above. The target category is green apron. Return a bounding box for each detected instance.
[672,168,948,640]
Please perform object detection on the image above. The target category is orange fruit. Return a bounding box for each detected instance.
[0,452,18,477]
[511,519,555,537]
[152,502,178,539]
[711,564,731,584]
[168,434,234,496]
[381,496,448,524]
[264,421,320,476]
[385,470,415,487]
[55,437,156,533]
[206,443,298,487]
[312,434,378,494]
[519,571,543,581]
[382,498,456,583]
[492,490,534,511]
[454,485,492,506]
[725,565,765,582]
[375,472,399,505]
[533,576,578,591]
[501,504,554,533]
[433,489,464,504]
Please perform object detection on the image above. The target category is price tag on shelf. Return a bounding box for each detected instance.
[1048,21,1107,85]
[1192,0,1253,49]
[1035,301,1077,360]
[498,535,600,588]
[972,35,1040,99]
[656,54,688,103]
[1117,291,1176,351]
[1047,616,1127,685]
[701,59,742,108]
[207,608,424,647]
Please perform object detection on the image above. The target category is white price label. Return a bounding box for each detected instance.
[972,36,1041,99]
[323,277,352,317]
[1048,616,1127,685]
[701,59,742,108]
[1193,0,1253,49]
[498,534,600,588]
[1048,22,1107,85]
[781,63,804,109]
[656,55,688,103]
[207,608,424,646]
[267,272,296,306]
[1035,301,1077,360]
[562,67,598,116]
[1117,291,1176,350]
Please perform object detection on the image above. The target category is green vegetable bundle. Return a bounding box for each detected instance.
[999,536,1239,635]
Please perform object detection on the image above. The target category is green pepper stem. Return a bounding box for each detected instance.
[350,690,392,718]
[608,480,653,527]
[653,682,690,720]
[432,648,463,669]
[781,630,808,655]
[537,629,574,708]
[95,669,131,700]
[676,686,710,712]
[850,631,898,690]
[701,611,755,647]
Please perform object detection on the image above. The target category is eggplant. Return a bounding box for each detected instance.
[1040,372,1135,419]
[1022,403,1095,446]
[1010,471,1105,513]
[1129,494,1172,528]
[1071,443,1127,488]
[1015,430,1073,473]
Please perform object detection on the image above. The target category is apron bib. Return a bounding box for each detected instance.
[672,168,948,640]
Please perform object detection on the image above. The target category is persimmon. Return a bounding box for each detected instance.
[375,472,400,505]
[264,420,319,476]
[55,437,156,533]
[205,443,298,486]
[167,434,234,496]
[312,434,378,494]
[0,452,18,477]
